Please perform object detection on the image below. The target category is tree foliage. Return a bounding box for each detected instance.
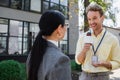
[89,0,108,11]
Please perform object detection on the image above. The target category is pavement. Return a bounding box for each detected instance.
[110,68,120,80]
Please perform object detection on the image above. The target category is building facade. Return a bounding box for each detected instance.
[0,0,78,56]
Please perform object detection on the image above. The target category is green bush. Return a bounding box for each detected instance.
[20,63,27,80]
[0,60,22,80]
[71,60,82,71]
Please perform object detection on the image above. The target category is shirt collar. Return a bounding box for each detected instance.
[47,40,58,47]
[92,28,106,37]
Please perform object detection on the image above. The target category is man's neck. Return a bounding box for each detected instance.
[94,28,103,36]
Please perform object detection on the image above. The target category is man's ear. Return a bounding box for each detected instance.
[101,15,104,21]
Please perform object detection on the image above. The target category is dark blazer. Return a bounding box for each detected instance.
[26,41,72,80]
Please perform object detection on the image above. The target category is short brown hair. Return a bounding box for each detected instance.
[86,2,104,16]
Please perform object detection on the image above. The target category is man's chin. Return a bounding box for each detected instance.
[90,27,96,30]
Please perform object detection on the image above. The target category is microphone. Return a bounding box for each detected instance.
[84,29,93,44]
[86,31,91,36]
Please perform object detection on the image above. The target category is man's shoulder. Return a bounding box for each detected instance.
[104,26,118,38]
[106,31,118,40]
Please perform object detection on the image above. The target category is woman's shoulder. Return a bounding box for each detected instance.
[42,49,69,73]
[46,47,69,60]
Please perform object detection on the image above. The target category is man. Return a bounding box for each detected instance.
[75,2,120,80]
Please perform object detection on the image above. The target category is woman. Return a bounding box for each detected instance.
[26,10,72,80]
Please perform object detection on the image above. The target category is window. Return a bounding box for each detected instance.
[60,0,68,6]
[44,0,49,1]
[60,0,68,18]
[10,0,22,10]
[0,18,8,54]
[0,37,7,54]
[42,0,69,18]
[59,25,69,54]
[23,22,29,54]
[0,0,9,7]
[60,6,68,18]
[30,0,41,12]
[9,20,29,55]
[29,23,39,41]
[9,20,22,54]
[42,1,49,13]
[1,19,40,55]
[29,23,39,51]
[24,0,30,11]
[51,0,59,4]
[50,3,59,10]
[59,40,68,54]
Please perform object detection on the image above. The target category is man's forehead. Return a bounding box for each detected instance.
[87,11,101,16]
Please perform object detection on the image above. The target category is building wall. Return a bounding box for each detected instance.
[0,0,71,55]
[0,6,41,23]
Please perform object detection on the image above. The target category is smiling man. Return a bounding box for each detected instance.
[75,2,120,80]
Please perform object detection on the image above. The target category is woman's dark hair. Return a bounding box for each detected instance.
[28,10,65,80]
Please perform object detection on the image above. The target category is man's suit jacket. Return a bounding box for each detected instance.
[26,41,72,80]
